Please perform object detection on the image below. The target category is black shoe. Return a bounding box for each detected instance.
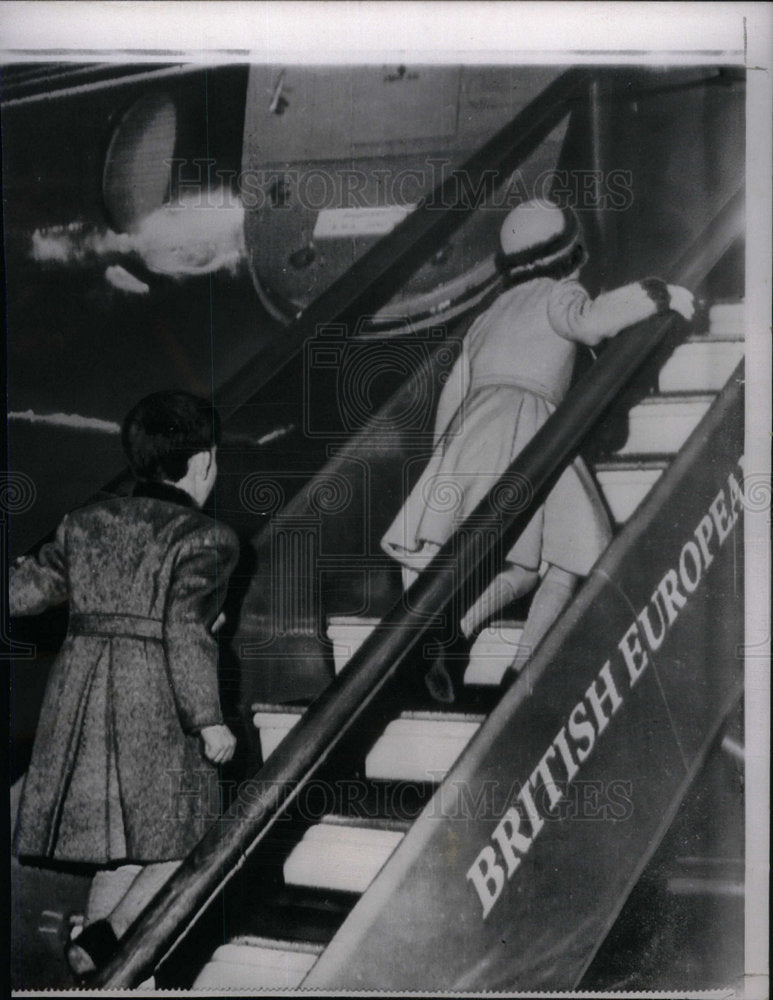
[66,918,118,979]
[424,657,456,704]
[422,630,475,705]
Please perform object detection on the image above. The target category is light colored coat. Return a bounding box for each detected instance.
[382,276,661,574]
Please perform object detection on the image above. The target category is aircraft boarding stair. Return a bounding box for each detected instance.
[88,217,744,987]
[86,66,745,992]
[9,66,746,992]
[187,303,744,991]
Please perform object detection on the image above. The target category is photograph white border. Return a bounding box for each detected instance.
[1,3,769,996]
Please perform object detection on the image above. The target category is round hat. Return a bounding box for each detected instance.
[497,199,586,280]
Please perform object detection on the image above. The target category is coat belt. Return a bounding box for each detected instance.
[68,613,164,642]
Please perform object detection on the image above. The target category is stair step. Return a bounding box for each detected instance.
[464,622,523,685]
[657,339,743,392]
[706,301,744,337]
[666,876,745,897]
[328,616,523,688]
[253,704,484,783]
[283,819,404,893]
[366,713,484,782]
[252,705,304,760]
[327,616,380,673]
[594,462,667,523]
[614,394,714,456]
[192,937,322,990]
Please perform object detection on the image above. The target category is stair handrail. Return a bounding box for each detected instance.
[93,178,744,988]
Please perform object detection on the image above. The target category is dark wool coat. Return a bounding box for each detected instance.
[10,482,239,865]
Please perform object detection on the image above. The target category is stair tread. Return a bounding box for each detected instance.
[302,821,408,843]
[658,340,742,392]
[226,935,325,955]
[316,813,412,833]
[372,718,481,740]
[193,939,320,990]
[704,301,745,338]
[594,458,670,471]
[283,819,405,893]
[398,709,486,722]
[670,334,744,346]
[193,964,309,990]
[327,616,523,630]
[599,450,696,462]
[627,392,716,405]
[328,615,382,626]
[685,331,744,342]
[367,714,482,783]
[252,703,306,717]
[253,703,488,723]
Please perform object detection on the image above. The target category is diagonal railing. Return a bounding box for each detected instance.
[93,174,744,988]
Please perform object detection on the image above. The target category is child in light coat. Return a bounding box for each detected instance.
[382,200,694,699]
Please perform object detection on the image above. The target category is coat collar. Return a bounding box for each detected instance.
[132,480,198,510]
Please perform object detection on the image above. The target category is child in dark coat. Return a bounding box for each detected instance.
[382,200,694,698]
[10,391,240,977]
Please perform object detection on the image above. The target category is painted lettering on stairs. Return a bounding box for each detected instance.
[467,459,745,919]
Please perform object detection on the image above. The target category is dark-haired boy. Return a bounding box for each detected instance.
[10,391,240,977]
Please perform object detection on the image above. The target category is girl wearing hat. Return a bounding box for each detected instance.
[381,199,694,700]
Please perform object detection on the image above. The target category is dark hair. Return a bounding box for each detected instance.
[121,391,221,483]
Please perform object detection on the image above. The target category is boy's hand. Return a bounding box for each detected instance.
[666,285,695,322]
[211,612,226,634]
[200,724,237,764]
